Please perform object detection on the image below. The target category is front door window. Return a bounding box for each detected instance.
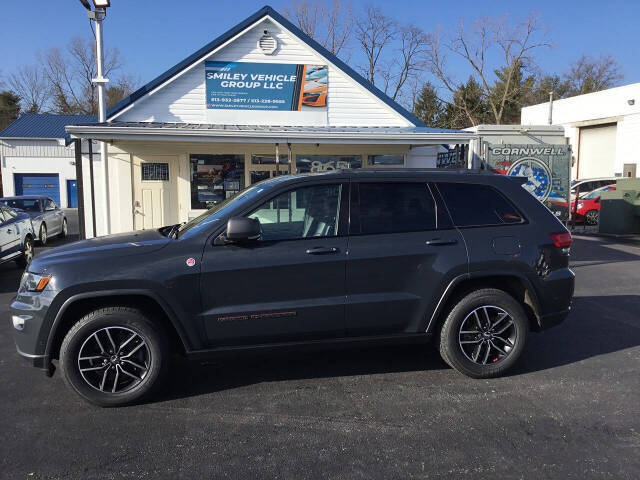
[248,184,342,241]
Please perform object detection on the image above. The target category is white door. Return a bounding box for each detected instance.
[133,156,178,230]
[578,123,617,178]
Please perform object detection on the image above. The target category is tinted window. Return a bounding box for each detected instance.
[355,183,436,235]
[0,199,41,212]
[249,184,341,241]
[437,182,524,227]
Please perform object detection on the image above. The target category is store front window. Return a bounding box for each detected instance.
[296,155,361,173]
[190,154,245,210]
[367,154,404,166]
[251,155,290,165]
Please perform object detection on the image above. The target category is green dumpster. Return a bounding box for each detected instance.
[599,179,640,234]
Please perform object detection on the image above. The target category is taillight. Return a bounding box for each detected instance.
[549,231,572,248]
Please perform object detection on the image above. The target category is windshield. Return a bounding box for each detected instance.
[177,177,285,238]
[0,199,41,212]
[583,185,615,199]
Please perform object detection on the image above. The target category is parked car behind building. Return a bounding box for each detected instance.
[572,184,616,225]
[0,205,35,267]
[0,196,67,245]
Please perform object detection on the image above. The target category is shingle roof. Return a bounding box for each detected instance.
[106,5,427,128]
[0,113,97,145]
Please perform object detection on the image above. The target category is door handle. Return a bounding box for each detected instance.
[6,229,12,234]
[425,238,458,246]
[305,246,339,255]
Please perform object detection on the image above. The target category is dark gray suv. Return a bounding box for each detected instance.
[11,170,575,406]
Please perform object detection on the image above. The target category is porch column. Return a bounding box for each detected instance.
[74,139,86,240]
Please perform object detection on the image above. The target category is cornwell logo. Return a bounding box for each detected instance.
[491,147,566,156]
[217,311,297,323]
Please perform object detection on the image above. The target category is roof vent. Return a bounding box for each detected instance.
[258,30,277,55]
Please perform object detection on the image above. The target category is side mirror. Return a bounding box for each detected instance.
[594,197,600,204]
[45,206,55,211]
[225,217,261,243]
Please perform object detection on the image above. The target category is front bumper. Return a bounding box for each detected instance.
[537,308,571,330]
[10,288,57,375]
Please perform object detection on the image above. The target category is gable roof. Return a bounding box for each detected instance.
[107,5,427,128]
[0,113,97,145]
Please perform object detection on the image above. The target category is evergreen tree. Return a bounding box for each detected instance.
[413,82,446,128]
[0,91,21,131]
[489,62,535,124]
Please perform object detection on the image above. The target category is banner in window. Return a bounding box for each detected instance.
[485,144,572,221]
[205,61,327,111]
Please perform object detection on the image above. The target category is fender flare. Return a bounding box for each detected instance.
[44,288,194,358]
[425,271,542,333]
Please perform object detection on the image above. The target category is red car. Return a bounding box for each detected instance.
[571,184,616,225]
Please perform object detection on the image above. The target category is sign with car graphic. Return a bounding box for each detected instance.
[486,144,572,221]
[205,61,327,111]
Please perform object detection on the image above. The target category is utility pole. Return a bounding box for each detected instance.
[548,91,554,125]
[80,0,111,235]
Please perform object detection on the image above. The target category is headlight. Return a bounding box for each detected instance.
[20,272,52,292]
[577,203,584,210]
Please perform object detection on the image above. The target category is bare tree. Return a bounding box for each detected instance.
[426,15,549,125]
[354,5,396,86]
[564,54,623,95]
[42,37,122,115]
[8,65,51,113]
[387,24,429,101]
[284,0,353,56]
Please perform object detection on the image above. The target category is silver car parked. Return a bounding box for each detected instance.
[0,196,67,245]
[0,205,35,267]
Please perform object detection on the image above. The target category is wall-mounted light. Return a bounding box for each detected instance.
[628,99,635,106]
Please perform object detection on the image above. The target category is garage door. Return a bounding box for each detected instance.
[14,174,61,205]
[578,123,617,178]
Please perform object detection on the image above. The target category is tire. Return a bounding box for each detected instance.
[39,223,47,245]
[439,288,529,379]
[15,235,34,268]
[59,307,169,407]
[59,218,68,238]
[585,209,599,226]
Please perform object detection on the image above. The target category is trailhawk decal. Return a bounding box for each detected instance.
[217,311,297,323]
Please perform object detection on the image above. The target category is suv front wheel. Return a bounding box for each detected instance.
[59,307,169,407]
[439,288,528,378]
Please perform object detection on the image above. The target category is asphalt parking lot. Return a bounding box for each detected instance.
[0,218,638,479]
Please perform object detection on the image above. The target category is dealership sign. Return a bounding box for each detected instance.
[205,61,328,111]
[486,144,571,220]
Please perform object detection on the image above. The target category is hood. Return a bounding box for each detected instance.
[31,229,171,268]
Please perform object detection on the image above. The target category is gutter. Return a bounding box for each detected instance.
[66,125,475,144]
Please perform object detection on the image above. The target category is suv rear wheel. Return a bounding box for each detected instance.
[59,307,169,407]
[439,288,528,378]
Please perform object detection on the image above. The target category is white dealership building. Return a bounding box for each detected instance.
[66,5,474,238]
[521,82,640,180]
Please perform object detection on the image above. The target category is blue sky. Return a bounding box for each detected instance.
[1,0,638,95]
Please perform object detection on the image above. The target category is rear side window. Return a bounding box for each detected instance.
[354,182,436,235]
[436,182,524,227]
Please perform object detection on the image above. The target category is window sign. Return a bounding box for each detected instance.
[205,61,327,111]
[296,155,361,173]
[190,154,245,210]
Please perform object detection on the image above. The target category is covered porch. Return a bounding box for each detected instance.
[66,123,474,237]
